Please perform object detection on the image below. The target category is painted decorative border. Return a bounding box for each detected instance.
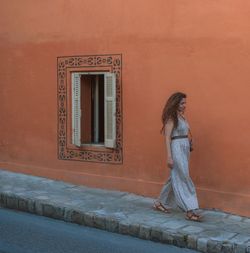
[57,54,122,163]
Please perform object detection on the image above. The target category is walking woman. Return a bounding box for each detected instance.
[154,92,201,222]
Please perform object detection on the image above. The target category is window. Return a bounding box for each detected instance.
[57,54,122,163]
[72,72,116,148]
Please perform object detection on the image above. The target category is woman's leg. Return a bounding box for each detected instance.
[153,178,173,213]
[170,143,199,212]
[158,178,172,205]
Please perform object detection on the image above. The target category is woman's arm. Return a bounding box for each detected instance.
[164,120,174,169]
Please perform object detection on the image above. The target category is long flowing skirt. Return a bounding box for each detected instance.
[158,139,199,211]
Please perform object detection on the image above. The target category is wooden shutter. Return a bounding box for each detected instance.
[104,73,116,148]
[72,73,81,147]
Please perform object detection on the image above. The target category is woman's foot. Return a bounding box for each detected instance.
[186,211,202,222]
[153,201,171,213]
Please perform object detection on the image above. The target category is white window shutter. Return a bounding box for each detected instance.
[72,73,81,147]
[104,73,116,148]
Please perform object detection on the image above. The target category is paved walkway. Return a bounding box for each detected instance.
[0,169,249,253]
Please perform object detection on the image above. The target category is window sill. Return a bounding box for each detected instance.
[79,144,113,152]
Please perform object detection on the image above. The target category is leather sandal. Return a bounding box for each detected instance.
[153,202,171,213]
[186,212,202,222]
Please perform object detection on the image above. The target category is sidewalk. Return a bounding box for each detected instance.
[0,169,249,253]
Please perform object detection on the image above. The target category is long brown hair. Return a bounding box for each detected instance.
[161,92,187,134]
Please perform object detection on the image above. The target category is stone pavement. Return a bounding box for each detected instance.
[0,169,249,253]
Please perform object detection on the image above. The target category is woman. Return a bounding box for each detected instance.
[154,92,201,222]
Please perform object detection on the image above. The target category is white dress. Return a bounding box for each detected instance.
[158,117,199,211]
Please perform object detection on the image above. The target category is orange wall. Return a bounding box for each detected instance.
[1,0,250,216]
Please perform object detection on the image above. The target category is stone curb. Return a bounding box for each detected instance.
[0,191,249,253]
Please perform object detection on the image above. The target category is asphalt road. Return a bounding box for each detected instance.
[0,207,199,253]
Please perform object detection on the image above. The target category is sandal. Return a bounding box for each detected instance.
[186,212,202,222]
[153,202,171,214]
[194,212,202,219]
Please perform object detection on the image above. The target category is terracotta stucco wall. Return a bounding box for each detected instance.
[0,0,250,216]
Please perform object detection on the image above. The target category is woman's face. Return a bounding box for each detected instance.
[178,98,186,113]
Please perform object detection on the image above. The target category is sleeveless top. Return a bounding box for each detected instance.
[171,117,190,137]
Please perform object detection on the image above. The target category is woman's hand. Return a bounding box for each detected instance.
[167,157,174,169]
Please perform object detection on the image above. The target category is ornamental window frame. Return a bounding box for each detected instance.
[57,54,122,164]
